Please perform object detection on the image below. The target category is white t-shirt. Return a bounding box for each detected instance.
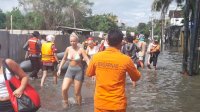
[87,46,99,58]
[0,68,12,97]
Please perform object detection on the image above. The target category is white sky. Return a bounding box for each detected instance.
[0,0,177,27]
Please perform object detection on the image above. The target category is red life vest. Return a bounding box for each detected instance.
[28,37,40,55]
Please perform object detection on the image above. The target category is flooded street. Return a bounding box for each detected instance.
[30,47,200,112]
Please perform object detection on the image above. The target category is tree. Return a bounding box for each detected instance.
[65,0,93,28]
[18,0,93,29]
[24,11,45,30]
[152,0,185,42]
[152,0,184,14]
[6,7,26,29]
[137,22,150,36]
[152,0,200,75]
[83,14,118,33]
[0,9,6,29]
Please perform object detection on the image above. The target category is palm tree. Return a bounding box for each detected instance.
[152,0,184,14]
[152,0,200,75]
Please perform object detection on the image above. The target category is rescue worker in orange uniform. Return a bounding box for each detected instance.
[23,31,41,79]
[86,29,141,112]
[41,35,59,87]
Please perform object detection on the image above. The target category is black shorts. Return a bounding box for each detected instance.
[0,100,14,112]
[42,62,58,71]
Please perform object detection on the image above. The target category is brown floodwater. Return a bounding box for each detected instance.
[29,47,200,112]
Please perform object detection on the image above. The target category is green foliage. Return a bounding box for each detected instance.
[6,7,26,29]
[0,9,6,29]
[153,19,162,36]
[83,14,118,32]
[137,22,150,36]
[18,0,93,29]
[24,12,44,30]
[152,0,184,14]
[126,26,137,35]
[134,20,161,38]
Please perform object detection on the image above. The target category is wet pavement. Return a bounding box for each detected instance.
[29,47,200,112]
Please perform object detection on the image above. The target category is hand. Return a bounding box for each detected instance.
[132,81,136,88]
[91,76,96,82]
[13,88,23,98]
[57,69,61,77]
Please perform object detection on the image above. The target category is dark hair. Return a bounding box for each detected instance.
[126,36,133,43]
[107,29,123,46]
[32,31,40,37]
[41,35,46,40]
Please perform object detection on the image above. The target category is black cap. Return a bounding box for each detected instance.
[32,31,40,37]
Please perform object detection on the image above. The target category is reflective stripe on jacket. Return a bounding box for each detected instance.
[41,42,56,62]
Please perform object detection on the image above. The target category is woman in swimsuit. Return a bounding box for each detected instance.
[57,32,89,108]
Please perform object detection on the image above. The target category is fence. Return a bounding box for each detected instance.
[0,31,70,62]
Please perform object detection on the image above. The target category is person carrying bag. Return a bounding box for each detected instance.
[2,59,41,112]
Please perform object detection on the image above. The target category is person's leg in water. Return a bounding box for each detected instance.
[53,70,58,85]
[74,80,83,105]
[40,66,48,87]
[139,60,144,68]
[74,67,84,105]
[147,54,153,69]
[138,51,144,68]
[61,78,73,108]
[153,53,159,70]
[53,63,58,84]
[30,57,40,78]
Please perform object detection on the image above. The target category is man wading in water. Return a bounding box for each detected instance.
[86,29,141,112]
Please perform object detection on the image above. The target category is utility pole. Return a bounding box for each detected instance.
[11,15,13,34]
[161,11,167,51]
[182,0,189,74]
[151,14,154,41]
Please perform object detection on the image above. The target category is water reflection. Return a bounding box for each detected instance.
[29,48,200,112]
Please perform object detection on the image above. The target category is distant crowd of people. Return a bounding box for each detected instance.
[0,29,160,112]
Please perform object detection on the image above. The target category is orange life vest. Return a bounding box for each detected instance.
[28,37,40,55]
[41,42,56,63]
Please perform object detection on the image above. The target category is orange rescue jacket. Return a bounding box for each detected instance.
[28,37,40,55]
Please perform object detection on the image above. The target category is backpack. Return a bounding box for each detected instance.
[122,43,140,60]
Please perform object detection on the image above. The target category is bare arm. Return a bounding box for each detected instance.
[25,51,29,60]
[58,47,69,71]
[85,46,89,55]
[151,45,160,53]
[23,41,29,51]
[81,48,90,65]
[52,45,59,63]
[126,58,141,82]
[54,53,59,63]
[6,59,28,97]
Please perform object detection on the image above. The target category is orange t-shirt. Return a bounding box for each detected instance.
[86,47,141,110]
